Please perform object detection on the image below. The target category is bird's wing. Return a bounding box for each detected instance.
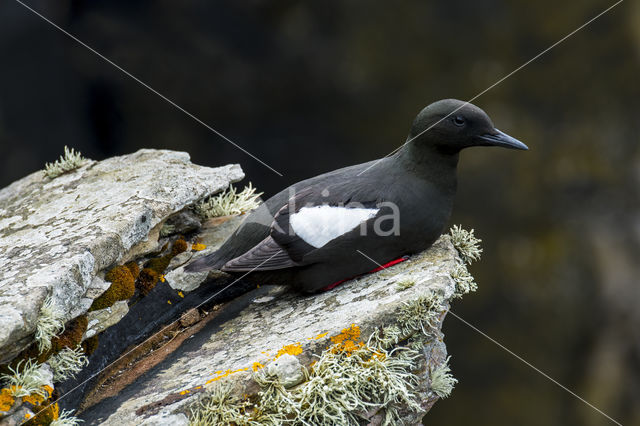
[221,186,381,272]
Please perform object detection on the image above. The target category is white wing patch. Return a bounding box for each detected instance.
[290,205,379,248]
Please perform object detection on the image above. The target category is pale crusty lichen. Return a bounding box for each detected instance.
[35,295,66,354]
[50,409,83,426]
[194,183,263,218]
[44,146,88,178]
[430,356,457,398]
[47,346,89,382]
[449,225,482,264]
[451,263,478,298]
[396,278,416,291]
[0,359,49,398]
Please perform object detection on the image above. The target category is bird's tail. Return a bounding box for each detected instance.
[185,251,226,273]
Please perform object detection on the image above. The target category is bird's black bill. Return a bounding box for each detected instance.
[477,129,528,150]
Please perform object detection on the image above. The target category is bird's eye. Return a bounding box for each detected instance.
[452,116,465,127]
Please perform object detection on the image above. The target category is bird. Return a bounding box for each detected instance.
[186,99,527,293]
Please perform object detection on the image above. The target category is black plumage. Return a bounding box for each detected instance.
[186,99,527,292]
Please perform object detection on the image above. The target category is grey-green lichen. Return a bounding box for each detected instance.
[397,292,446,338]
[35,295,65,354]
[189,344,426,426]
[430,356,457,398]
[449,225,482,264]
[47,346,89,382]
[44,146,88,178]
[194,183,262,218]
[189,382,253,426]
[0,359,49,398]
[451,263,478,298]
[50,409,83,426]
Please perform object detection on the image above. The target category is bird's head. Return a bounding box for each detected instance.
[407,99,528,154]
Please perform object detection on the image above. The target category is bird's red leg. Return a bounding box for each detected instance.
[320,256,409,292]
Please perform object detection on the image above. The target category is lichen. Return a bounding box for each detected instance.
[0,386,16,412]
[194,183,262,219]
[47,346,89,382]
[430,356,457,398]
[451,263,478,297]
[329,324,364,355]
[50,409,83,426]
[0,359,49,398]
[397,292,446,338]
[396,279,416,291]
[44,146,87,178]
[449,225,482,264]
[189,382,253,426]
[90,265,136,311]
[190,322,431,426]
[35,295,65,354]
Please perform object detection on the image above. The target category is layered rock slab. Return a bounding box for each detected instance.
[0,149,243,362]
[80,236,460,425]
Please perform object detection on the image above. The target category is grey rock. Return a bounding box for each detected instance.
[80,236,462,425]
[84,301,130,339]
[0,149,243,362]
[262,353,305,388]
[160,210,202,237]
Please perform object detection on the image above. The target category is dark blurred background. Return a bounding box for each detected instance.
[1,1,638,424]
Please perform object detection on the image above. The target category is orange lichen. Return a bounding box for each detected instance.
[191,243,207,251]
[167,301,172,305]
[205,367,249,384]
[329,324,364,355]
[275,343,303,358]
[51,316,88,353]
[159,275,166,283]
[90,265,136,311]
[21,385,52,406]
[252,362,264,372]
[177,291,184,298]
[308,332,329,340]
[0,387,16,412]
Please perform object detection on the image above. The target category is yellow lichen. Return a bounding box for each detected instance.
[178,291,184,298]
[252,362,264,372]
[308,332,329,340]
[191,243,207,251]
[205,367,249,385]
[329,324,364,355]
[0,386,16,412]
[275,343,302,358]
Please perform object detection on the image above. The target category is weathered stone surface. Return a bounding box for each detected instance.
[80,236,460,425]
[84,301,130,339]
[0,149,244,362]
